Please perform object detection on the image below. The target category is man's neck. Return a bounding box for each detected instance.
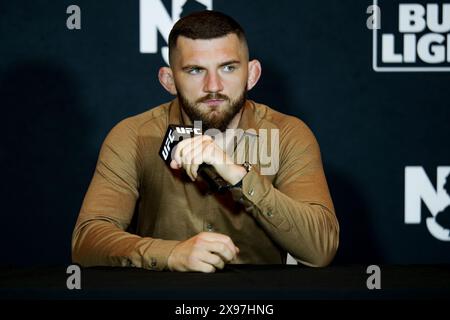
[180,106,192,126]
[227,107,244,130]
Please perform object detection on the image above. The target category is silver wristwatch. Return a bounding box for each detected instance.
[242,161,253,173]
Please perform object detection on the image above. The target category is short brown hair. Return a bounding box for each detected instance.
[168,11,248,64]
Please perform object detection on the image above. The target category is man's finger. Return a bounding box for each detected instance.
[172,137,196,166]
[189,148,204,179]
[194,260,216,273]
[203,240,236,262]
[201,252,226,270]
[200,232,239,255]
[170,159,181,169]
[181,147,196,181]
[173,136,205,168]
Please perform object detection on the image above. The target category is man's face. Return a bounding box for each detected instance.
[170,34,249,131]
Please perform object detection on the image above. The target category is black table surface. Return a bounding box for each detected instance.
[1,264,450,300]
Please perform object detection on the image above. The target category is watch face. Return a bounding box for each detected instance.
[243,162,252,172]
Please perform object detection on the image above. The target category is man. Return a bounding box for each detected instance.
[72,11,339,273]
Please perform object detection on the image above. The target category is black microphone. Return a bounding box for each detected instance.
[159,124,231,193]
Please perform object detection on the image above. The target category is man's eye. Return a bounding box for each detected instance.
[188,68,202,75]
[223,65,236,72]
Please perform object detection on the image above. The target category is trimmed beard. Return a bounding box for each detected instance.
[178,89,247,132]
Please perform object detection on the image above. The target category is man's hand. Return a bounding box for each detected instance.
[167,232,240,273]
[170,135,247,186]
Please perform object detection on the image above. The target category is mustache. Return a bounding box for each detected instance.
[196,93,230,103]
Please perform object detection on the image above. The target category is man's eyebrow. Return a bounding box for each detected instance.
[181,60,241,71]
[181,64,204,71]
[219,60,241,67]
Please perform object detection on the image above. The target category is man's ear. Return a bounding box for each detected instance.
[158,67,177,95]
[247,59,262,91]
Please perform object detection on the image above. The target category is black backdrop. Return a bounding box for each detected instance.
[1,0,449,267]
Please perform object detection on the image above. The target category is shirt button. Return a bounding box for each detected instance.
[248,188,255,196]
[150,257,157,268]
[266,211,273,217]
[206,223,213,232]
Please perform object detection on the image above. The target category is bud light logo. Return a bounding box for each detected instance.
[370,1,450,72]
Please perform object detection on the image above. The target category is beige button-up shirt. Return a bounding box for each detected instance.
[72,99,339,270]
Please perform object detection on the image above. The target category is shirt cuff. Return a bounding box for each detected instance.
[134,238,180,271]
[230,169,287,230]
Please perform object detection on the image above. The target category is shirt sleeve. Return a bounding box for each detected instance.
[231,118,339,267]
[71,119,179,271]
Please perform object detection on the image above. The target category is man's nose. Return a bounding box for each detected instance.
[203,71,224,93]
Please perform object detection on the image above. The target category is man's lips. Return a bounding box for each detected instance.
[202,99,225,107]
